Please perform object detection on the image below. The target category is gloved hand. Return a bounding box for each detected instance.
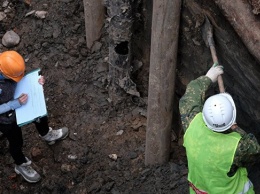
[206,63,224,83]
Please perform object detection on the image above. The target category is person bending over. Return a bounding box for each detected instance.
[179,64,258,193]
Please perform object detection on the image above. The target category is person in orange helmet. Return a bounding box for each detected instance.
[0,50,69,183]
[0,51,25,82]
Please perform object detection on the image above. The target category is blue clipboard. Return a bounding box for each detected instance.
[14,69,47,126]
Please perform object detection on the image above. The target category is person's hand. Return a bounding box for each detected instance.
[18,93,28,105]
[206,63,224,83]
[38,76,45,85]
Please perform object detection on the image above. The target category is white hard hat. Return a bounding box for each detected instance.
[202,93,236,132]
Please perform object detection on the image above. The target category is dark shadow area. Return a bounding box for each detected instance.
[115,41,129,55]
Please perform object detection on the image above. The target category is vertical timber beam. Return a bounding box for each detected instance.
[104,0,140,105]
[83,0,105,49]
[145,0,181,165]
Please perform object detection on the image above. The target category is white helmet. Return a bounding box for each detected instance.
[202,93,236,132]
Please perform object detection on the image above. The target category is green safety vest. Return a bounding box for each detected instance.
[183,113,254,194]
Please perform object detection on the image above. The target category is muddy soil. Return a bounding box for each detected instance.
[0,0,189,193]
[1,0,260,193]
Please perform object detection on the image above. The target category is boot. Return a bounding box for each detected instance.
[41,127,69,145]
[14,157,41,183]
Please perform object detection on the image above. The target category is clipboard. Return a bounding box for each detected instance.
[14,68,47,126]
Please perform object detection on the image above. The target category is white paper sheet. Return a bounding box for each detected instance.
[14,69,47,126]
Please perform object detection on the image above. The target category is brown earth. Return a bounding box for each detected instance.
[0,0,260,193]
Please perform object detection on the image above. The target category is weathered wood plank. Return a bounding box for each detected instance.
[214,0,260,63]
[145,0,182,165]
[83,0,104,49]
[104,0,140,104]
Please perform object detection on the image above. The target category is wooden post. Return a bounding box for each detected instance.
[83,0,105,49]
[145,0,182,165]
[104,0,140,104]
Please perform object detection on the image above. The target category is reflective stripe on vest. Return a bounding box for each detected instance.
[189,182,208,194]
[238,180,253,194]
[189,180,253,194]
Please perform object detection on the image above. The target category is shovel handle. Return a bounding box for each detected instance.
[209,44,225,93]
[217,75,225,93]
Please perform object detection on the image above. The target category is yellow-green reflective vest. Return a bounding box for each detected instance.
[183,113,254,194]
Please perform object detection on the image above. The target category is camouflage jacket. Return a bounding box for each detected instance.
[179,75,260,172]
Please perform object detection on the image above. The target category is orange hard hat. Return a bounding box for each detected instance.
[0,51,25,82]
